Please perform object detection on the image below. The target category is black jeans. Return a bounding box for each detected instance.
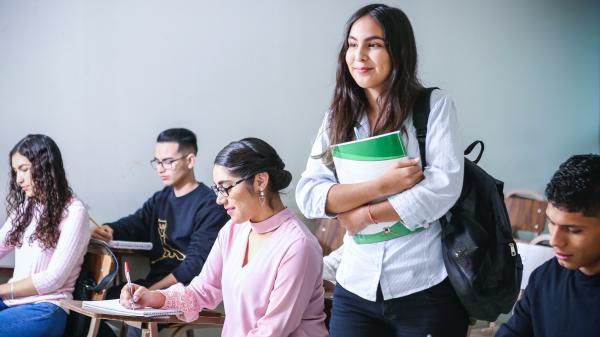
[329,279,469,337]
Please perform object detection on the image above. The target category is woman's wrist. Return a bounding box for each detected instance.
[151,291,167,308]
[367,204,378,224]
[370,178,388,199]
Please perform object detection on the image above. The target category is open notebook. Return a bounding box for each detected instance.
[82,299,180,317]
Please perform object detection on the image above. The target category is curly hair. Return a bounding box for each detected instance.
[545,154,600,217]
[5,134,73,250]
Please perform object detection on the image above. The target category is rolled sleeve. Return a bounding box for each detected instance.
[388,92,464,230]
[296,115,338,219]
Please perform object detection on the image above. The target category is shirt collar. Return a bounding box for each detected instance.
[249,208,293,234]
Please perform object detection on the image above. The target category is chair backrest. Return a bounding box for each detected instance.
[314,218,345,256]
[505,191,548,237]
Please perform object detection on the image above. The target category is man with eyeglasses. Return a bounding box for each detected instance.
[91,128,229,337]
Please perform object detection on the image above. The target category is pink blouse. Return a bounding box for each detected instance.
[0,199,91,308]
[159,208,328,337]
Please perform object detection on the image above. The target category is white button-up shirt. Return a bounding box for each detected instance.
[296,89,464,301]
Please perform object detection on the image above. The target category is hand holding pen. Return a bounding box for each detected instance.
[119,277,166,309]
[124,261,136,310]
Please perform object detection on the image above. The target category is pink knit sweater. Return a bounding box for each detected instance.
[0,199,91,308]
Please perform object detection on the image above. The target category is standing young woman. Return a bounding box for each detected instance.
[0,134,91,337]
[296,4,469,337]
[120,138,328,337]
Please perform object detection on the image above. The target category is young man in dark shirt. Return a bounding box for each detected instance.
[497,154,600,337]
[92,128,229,336]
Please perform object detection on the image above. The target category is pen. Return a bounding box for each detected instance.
[88,216,102,229]
[124,261,136,310]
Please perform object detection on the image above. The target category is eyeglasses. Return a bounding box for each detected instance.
[211,178,247,197]
[150,155,186,170]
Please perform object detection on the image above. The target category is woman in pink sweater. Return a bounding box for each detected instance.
[120,138,328,337]
[0,134,91,337]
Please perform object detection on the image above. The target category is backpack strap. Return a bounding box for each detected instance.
[412,87,438,169]
[464,140,484,164]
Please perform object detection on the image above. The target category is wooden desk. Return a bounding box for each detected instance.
[60,300,224,337]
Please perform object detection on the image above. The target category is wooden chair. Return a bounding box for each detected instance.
[505,190,548,241]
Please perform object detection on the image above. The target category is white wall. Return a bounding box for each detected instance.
[0,0,598,224]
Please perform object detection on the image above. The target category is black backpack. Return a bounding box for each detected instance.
[63,239,119,337]
[413,87,523,322]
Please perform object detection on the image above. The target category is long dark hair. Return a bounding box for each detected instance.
[5,134,73,250]
[323,4,422,163]
[214,138,292,207]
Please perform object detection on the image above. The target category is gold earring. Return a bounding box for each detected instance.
[259,190,266,206]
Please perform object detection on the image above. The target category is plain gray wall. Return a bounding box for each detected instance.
[0,1,598,335]
[1,0,599,244]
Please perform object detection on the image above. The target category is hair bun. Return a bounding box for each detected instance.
[271,169,292,190]
[214,137,292,192]
[275,157,285,170]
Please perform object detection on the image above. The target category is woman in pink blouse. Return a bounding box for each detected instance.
[121,137,328,337]
[0,134,91,337]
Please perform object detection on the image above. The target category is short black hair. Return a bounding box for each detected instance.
[545,154,600,217]
[156,128,197,155]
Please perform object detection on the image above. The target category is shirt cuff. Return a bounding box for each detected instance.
[308,182,338,219]
[159,283,200,322]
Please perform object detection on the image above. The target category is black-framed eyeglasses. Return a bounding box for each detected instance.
[211,178,247,197]
[150,155,186,170]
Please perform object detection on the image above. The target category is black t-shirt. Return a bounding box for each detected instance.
[107,183,229,284]
[497,258,600,337]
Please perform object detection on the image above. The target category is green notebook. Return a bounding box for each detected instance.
[331,131,424,244]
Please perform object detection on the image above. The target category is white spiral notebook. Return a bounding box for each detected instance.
[82,299,180,317]
[107,240,153,250]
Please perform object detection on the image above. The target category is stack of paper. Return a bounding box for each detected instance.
[82,299,180,317]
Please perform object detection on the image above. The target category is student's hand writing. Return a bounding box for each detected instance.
[338,206,368,235]
[119,283,165,309]
[91,225,113,241]
[375,158,423,197]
